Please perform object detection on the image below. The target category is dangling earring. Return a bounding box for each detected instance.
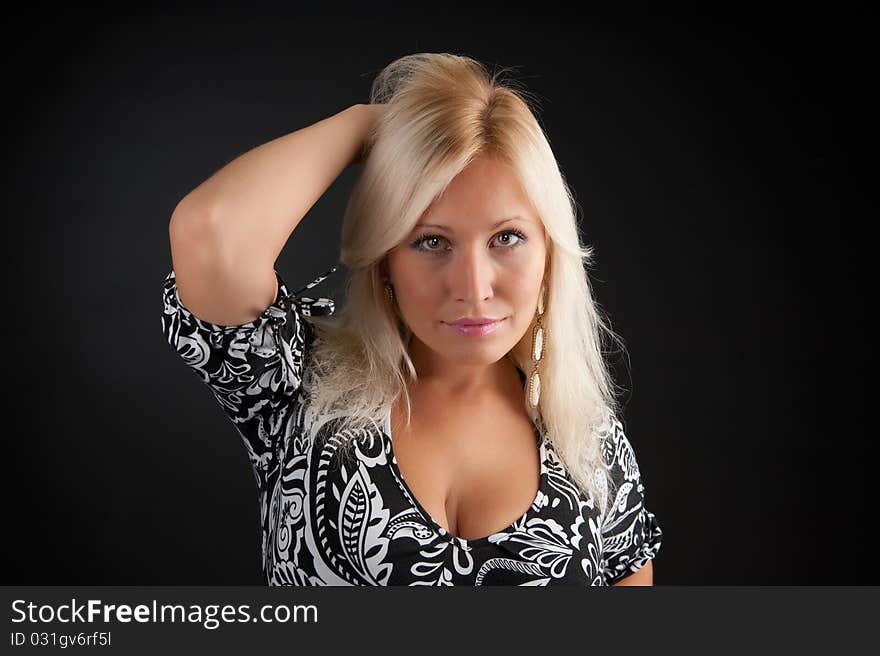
[528,282,547,408]
[384,281,394,302]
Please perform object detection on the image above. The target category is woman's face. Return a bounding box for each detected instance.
[385,153,548,370]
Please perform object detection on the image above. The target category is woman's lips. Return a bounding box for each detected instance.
[443,317,506,337]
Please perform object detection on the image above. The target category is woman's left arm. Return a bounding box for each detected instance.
[613,560,654,586]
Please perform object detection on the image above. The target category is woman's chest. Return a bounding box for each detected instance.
[388,397,543,543]
[261,413,608,586]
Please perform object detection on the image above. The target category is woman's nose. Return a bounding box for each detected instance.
[451,249,495,303]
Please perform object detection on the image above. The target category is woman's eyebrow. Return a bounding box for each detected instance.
[414,216,527,232]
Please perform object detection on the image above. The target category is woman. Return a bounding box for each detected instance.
[161,53,663,586]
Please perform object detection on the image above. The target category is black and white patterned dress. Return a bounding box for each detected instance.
[160,265,663,586]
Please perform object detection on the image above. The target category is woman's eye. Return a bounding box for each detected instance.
[412,235,443,252]
[418,235,446,251]
[493,231,525,248]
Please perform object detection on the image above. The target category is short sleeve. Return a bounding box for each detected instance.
[599,413,664,585]
[160,264,337,488]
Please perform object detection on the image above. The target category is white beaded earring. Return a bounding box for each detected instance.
[528,282,547,408]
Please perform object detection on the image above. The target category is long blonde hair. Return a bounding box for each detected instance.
[303,52,627,515]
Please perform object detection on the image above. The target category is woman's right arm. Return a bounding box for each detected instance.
[168,103,380,327]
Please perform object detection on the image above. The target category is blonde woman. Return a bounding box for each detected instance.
[161,53,663,586]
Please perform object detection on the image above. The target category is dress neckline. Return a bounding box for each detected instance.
[382,392,548,551]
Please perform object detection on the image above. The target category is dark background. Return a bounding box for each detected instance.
[4,8,872,584]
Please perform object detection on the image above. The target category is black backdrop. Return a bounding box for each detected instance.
[5,8,872,585]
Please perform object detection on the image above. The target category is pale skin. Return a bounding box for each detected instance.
[384,153,652,586]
